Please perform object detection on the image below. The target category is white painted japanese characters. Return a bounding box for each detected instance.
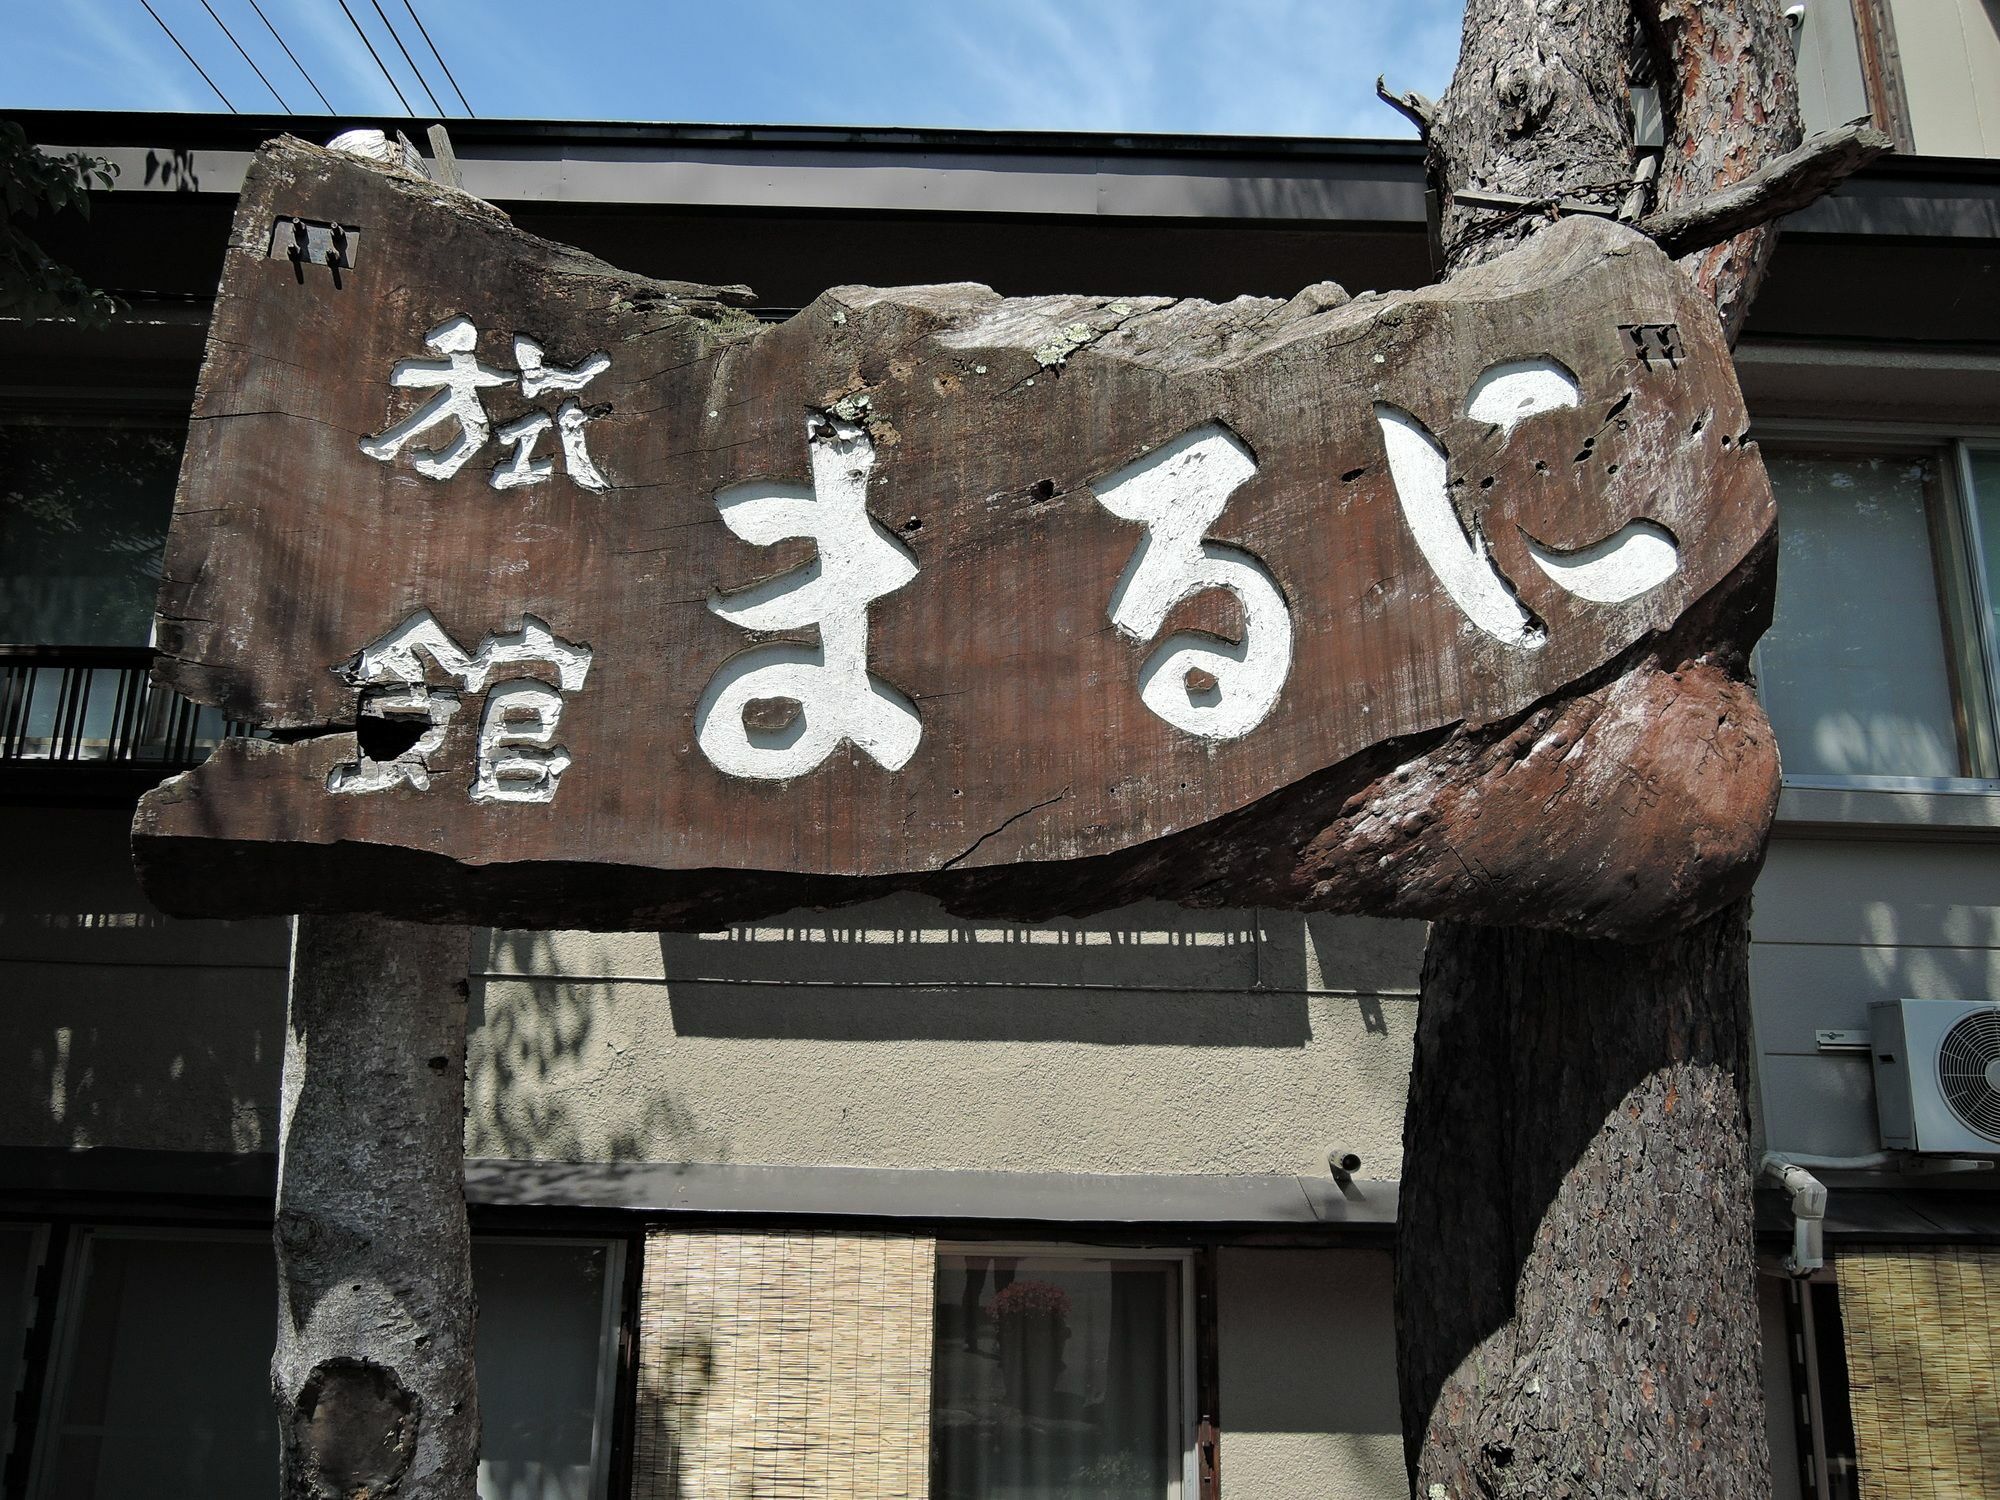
[361,316,613,492]
[349,354,1685,800]
[1093,424,1294,740]
[1374,356,1682,647]
[695,415,924,780]
[329,610,593,804]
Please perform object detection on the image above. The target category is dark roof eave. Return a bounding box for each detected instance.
[5,105,1429,165]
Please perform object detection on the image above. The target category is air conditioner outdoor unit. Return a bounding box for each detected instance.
[1869,999,2000,1155]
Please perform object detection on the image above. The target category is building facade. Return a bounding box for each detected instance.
[3,5,1998,1495]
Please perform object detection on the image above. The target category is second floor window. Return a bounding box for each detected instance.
[1758,443,2000,784]
[0,418,182,648]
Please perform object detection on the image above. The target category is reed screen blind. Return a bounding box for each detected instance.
[633,1229,936,1499]
[1838,1244,2000,1498]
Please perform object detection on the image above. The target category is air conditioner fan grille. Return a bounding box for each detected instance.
[1937,1008,2000,1142]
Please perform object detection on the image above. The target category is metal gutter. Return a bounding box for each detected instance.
[24,138,1425,225]
[1755,1185,2000,1241]
[460,1159,1397,1232]
[0,1148,1398,1235]
[18,108,1993,233]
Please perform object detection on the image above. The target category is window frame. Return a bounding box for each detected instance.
[473,1231,628,1500]
[22,1224,259,1500]
[934,1239,1201,1500]
[18,1222,628,1500]
[1753,421,2000,816]
[0,1221,50,1488]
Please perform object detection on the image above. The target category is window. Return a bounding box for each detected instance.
[0,414,243,768]
[0,419,181,649]
[475,1237,626,1500]
[22,1228,625,1500]
[0,1225,47,1480]
[931,1247,1194,1500]
[1757,443,2000,785]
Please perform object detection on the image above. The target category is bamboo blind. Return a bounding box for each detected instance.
[632,1229,937,1499]
[1838,1245,2000,1498]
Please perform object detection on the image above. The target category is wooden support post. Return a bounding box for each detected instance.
[274,913,480,1500]
[1399,903,1767,1496]
[1393,0,1835,1493]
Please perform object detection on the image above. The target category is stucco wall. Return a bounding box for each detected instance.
[466,905,1419,1174]
[30,801,2000,1180]
[1,806,1421,1178]
[1218,1247,1403,1499]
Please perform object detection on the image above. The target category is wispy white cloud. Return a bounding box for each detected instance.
[857,0,1459,139]
[274,0,428,117]
[918,0,1158,132]
[45,0,205,112]
[2,0,1466,139]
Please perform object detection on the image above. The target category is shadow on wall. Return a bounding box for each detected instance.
[0,807,288,1154]
[480,895,1423,1047]
[466,976,731,1165]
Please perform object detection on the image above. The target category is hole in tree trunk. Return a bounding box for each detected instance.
[290,1356,419,1497]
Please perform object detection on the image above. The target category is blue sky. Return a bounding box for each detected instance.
[4,1,1463,138]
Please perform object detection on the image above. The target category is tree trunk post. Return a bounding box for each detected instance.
[1397,1,1804,1495]
[274,913,481,1500]
[1401,908,1767,1497]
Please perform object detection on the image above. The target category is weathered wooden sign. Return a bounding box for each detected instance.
[133,138,1779,937]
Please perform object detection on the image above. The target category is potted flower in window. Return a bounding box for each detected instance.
[989,1280,1070,1414]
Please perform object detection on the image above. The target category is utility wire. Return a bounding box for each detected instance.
[335,0,414,114]
[199,0,292,111]
[371,0,444,116]
[247,0,334,112]
[139,0,238,111]
[403,0,474,117]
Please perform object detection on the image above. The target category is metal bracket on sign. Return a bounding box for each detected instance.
[1620,322,1682,371]
[269,216,358,288]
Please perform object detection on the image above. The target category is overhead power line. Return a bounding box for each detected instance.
[248,0,334,113]
[199,0,292,111]
[403,0,474,117]
[371,0,444,116]
[139,0,238,112]
[335,0,414,114]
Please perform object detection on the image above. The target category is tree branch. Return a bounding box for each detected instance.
[1374,74,1436,137]
[1637,121,1894,256]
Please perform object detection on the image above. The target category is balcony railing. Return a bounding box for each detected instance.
[0,645,254,771]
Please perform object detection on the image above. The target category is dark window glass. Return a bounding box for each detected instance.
[0,422,181,646]
[26,1230,619,1500]
[1,1226,45,1478]
[932,1252,1183,1500]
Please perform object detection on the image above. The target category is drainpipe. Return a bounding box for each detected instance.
[1761,1150,1999,1275]
[1759,1153,1841,1276]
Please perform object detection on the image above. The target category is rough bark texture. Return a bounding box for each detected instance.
[275,914,478,1500]
[1636,0,1803,339]
[1428,0,1635,274]
[1400,1,1803,1495]
[1400,907,1765,1498]
[134,136,1777,942]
